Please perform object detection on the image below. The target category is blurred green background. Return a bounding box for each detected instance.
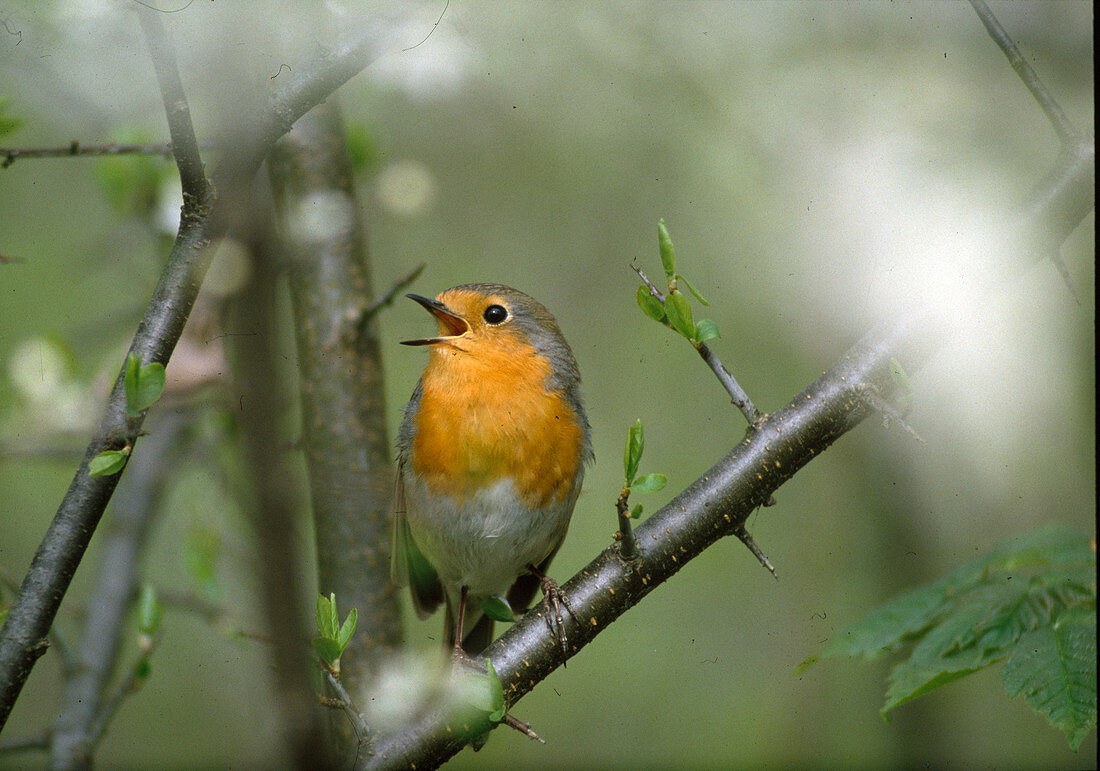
[0,1,1094,768]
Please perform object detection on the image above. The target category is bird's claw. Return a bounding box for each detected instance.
[538,575,574,661]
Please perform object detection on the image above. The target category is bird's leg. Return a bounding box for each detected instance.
[453,586,469,659]
[527,563,574,660]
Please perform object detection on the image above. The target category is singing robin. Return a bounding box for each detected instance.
[393,283,592,658]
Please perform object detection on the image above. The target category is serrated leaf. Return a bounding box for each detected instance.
[676,274,710,306]
[338,608,358,650]
[636,284,666,323]
[664,290,695,340]
[629,473,667,494]
[487,660,506,722]
[1002,606,1097,750]
[694,319,720,343]
[624,419,644,486]
[657,219,676,279]
[89,450,128,477]
[630,503,644,519]
[479,595,516,623]
[312,636,343,666]
[138,583,163,635]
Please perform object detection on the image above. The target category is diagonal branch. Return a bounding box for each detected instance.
[0,9,391,732]
[967,0,1078,144]
[361,25,1093,766]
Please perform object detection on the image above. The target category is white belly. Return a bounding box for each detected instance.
[402,474,577,601]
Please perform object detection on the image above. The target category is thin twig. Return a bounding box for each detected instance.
[1,142,174,168]
[320,665,372,746]
[631,262,762,425]
[0,732,50,755]
[361,262,426,322]
[86,636,161,752]
[967,0,1077,144]
[137,12,209,198]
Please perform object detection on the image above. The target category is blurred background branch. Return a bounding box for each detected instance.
[267,99,404,758]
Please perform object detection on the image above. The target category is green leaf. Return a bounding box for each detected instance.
[486,660,506,722]
[657,219,676,279]
[184,525,222,599]
[316,593,337,639]
[819,525,1095,664]
[124,354,142,416]
[694,319,720,343]
[479,595,516,623]
[123,354,166,417]
[676,274,710,306]
[0,97,23,137]
[338,608,358,650]
[137,583,163,635]
[630,503,644,519]
[629,473,667,494]
[92,126,172,217]
[624,419,644,486]
[636,284,666,323]
[664,290,695,340]
[344,122,377,171]
[134,657,152,681]
[1002,606,1097,750]
[312,636,343,666]
[89,450,129,477]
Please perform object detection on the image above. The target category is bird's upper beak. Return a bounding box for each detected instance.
[400,293,470,346]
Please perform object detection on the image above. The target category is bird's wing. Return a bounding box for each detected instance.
[391,462,444,619]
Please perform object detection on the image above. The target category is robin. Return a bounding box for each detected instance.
[393,283,592,659]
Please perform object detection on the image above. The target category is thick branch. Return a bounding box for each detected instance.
[0,9,212,729]
[363,66,1093,771]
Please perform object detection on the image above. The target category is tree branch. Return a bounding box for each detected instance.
[0,142,174,168]
[49,410,189,768]
[362,19,1093,763]
[267,99,403,757]
[228,199,328,763]
[967,0,1078,144]
[0,8,390,731]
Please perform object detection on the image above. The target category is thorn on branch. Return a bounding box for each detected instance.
[859,387,924,443]
[501,713,545,744]
[732,524,777,580]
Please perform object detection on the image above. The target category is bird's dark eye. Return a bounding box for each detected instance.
[483,304,508,325]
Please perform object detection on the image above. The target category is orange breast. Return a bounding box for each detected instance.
[410,333,584,509]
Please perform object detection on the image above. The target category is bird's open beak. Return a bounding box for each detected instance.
[400,293,470,346]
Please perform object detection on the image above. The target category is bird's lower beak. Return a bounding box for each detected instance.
[401,293,470,346]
